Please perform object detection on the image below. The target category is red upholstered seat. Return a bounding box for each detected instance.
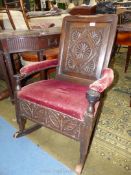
[18,79,91,121]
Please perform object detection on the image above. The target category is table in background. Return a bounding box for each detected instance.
[0,27,60,102]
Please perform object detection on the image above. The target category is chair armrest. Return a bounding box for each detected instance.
[89,68,114,93]
[85,68,114,120]
[20,59,58,76]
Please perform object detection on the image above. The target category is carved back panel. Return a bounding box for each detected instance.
[57,15,118,85]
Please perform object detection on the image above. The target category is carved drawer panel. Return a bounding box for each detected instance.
[19,99,81,140]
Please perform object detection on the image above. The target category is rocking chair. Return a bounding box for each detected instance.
[14,15,118,174]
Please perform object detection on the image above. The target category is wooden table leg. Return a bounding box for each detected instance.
[3,53,15,102]
[0,53,14,102]
[37,49,47,79]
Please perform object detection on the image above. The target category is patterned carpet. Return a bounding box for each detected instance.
[0,49,130,175]
[90,50,131,172]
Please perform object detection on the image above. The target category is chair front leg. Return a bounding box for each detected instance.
[13,96,27,138]
[75,89,101,174]
[13,98,42,138]
[75,121,94,175]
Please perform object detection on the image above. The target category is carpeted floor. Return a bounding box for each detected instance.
[0,50,131,175]
[0,117,75,175]
[91,51,131,173]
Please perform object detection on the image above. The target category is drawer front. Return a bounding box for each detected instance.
[6,37,40,53]
[39,34,60,49]
[1,34,60,53]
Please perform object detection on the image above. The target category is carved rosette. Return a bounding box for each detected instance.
[19,99,82,140]
[64,26,103,76]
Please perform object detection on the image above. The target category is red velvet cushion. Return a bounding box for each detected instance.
[18,80,91,121]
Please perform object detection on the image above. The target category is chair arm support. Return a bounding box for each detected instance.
[89,68,114,93]
[20,59,58,77]
[87,90,100,114]
[85,68,114,120]
[14,74,24,92]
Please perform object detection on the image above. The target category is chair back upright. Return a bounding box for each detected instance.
[57,15,118,85]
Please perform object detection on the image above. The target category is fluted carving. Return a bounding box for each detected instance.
[7,37,39,52]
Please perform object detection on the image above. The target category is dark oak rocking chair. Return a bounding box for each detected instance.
[14,15,118,174]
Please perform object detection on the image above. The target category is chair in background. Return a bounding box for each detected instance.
[116,23,131,73]
[114,3,131,73]
[13,15,118,174]
[1,0,29,30]
[3,0,55,30]
[116,23,131,107]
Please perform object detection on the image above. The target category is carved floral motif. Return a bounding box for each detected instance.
[64,27,103,76]
[19,100,81,140]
